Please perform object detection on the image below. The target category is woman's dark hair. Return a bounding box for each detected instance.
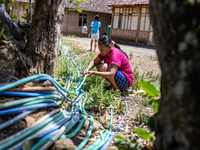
[94,15,99,21]
[98,35,129,59]
[98,35,112,47]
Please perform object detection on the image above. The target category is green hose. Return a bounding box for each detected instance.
[85,130,110,150]
[0,111,65,149]
[75,116,94,150]
[31,137,51,150]
[7,111,69,150]
[0,94,60,110]
[0,73,87,94]
[0,74,51,92]
[59,115,88,139]
[32,113,76,150]
[23,99,56,106]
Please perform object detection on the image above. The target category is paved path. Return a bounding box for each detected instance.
[64,37,157,56]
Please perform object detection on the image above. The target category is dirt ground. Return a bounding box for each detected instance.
[0,37,161,149]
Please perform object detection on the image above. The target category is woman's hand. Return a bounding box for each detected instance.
[85,70,94,77]
[83,68,94,77]
[83,68,90,75]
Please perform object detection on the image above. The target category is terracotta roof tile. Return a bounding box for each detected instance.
[16,0,34,2]
[65,0,112,14]
[106,0,149,6]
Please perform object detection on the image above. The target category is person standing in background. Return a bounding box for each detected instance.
[90,15,101,52]
[82,24,88,38]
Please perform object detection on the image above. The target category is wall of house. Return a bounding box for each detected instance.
[10,2,34,23]
[111,29,137,43]
[62,9,111,36]
[110,5,154,45]
[61,9,68,33]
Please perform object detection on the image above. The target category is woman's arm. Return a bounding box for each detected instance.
[83,56,101,74]
[87,64,118,78]
[88,64,119,90]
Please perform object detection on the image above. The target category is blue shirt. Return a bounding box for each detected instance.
[91,21,101,34]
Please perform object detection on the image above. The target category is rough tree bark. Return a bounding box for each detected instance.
[25,0,65,77]
[149,1,200,149]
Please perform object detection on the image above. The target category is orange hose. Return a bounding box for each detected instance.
[7,86,56,91]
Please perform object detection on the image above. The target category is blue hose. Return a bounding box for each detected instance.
[40,112,80,140]
[0,91,53,97]
[100,99,128,150]
[0,109,36,131]
[37,112,74,138]
[0,101,61,116]
[37,77,84,103]
[0,94,61,110]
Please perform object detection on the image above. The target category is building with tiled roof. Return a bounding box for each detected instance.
[9,0,112,36]
[107,0,149,6]
[9,0,153,45]
[106,0,153,45]
[63,0,112,36]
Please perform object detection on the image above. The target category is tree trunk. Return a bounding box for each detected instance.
[149,1,200,149]
[25,0,65,77]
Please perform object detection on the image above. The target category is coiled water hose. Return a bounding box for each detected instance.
[0,40,129,150]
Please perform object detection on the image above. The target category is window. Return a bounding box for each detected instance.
[140,7,150,31]
[113,7,139,31]
[131,8,138,30]
[78,14,87,26]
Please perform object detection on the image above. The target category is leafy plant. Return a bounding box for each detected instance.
[21,12,30,22]
[11,15,17,21]
[68,0,89,12]
[134,128,154,141]
[114,135,141,150]
[135,108,148,125]
[131,67,141,91]
[115,80,160,150]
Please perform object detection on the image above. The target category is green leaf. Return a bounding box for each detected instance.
[5,43,10,48]
[148,99,154,105]
[126,136,132,143]
[2,34,8,41]
[134,128,153,141]
[140,80,159,98]
[115,135,126,140]
[77,8,82,12]
[129,143,137,149]
[26,3,29,8]
[92,92,98,100]
[118,146,128,150]
[22,138,40,150]
[69,0,73,3]
[11,15,17,21]
[153,80,160,91]
[135,90,145,95]
[12,0,17,2]
[4,0,10,8]
[147,116,155,131]
[115,139,126,146]
[153,99,160,114]
[82,0,89,3]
